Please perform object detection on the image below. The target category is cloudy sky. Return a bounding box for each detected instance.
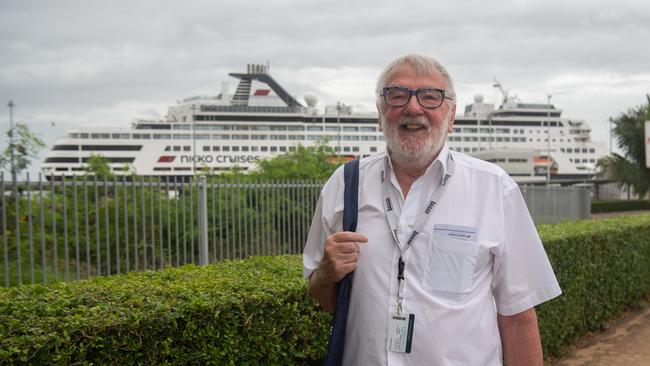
[1,0,649,176]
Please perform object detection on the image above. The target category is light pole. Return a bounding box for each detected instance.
[546,94,552,186]
[7,101,16,182]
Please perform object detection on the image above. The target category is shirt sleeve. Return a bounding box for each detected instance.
[491,185,562,316]
[303,193,326,279]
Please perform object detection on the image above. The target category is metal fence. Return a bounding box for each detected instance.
[1,174,593,287]
[520,185,591,224]
[1,173,322,287]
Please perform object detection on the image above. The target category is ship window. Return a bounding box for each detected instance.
[590,159,595,163]
[335,147,341,152]
[153,167,172,171]
[173,124,191,130]
[342,127,358,132]
[81,157,135,163]
[270,146,277,152]
[223,146,230,151]
[242,146,249,152]
[569,159,573,162]
[212,146,220,151]
[344,147,351,152]
[379,136,385,141]
[289,135,304,140]
[288,125,305,131]
[360,127,376,132]
[232,134,249,140]
[232,146,239,152]
[270,135,286,140]
[153,134,171,140]
[480,128,490,133]
[165,146,171,151]
[173,134,191,140]
[560,148,565,153]
[195,134,210,140]
[325,126,338,132]
[203,146,210,152]
[353,147,359,152]
[174,167,192,171]
[69,133,79,138]
[307,126,323,131]
[582,159,588,163]
[343,136,359,141]
[270,126,287,131]
[289,146,295,151]
[567,148,572,153]
[210,125,230,130]
[183,146,191,151]
[194,125,212,130]
[582,148,588,153]
[55,167,69,171]
[306,135,319,140]
[463,128,477,133]
[589,148,595,153]
[250,135,267,140]
[45,157,79,163]
[453,128,461,133]
[53,145,79,151]
[80,133,89,138]
[370,147,378,152]
[279,146,286,152]
[234,125,250,130]
[251,125,270,131]
[261,146,268,152]
[82,145,142,151]
[133,134,151,139]
[173,146,181,151]
[251,146,258,152]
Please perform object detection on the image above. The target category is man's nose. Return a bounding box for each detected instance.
[402,94,424,116]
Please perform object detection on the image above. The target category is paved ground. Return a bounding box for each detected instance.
[550,210,650,365]
[551,302,650,365]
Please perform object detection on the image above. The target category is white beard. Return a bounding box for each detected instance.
[381,111,450,170]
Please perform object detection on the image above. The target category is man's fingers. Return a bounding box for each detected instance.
[329,231,368,244]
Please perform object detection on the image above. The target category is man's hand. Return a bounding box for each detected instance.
[308,231,368,312]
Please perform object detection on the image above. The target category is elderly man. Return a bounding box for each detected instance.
[303,54,561,365]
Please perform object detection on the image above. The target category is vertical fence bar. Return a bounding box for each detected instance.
[14,172,21,285]
[103,177,111,276]
[1,174,7,287]
[114,176,120,275]
[158,180,163,268]
[123,176,129,274]
[230,180,236,259]
[237,180,242,259]
[271,179,277,256]
[255,180,261,256]
[190,178,195,264]
[62,176,69,281]
[174,177,180,267]
[166,178,171,267]
[211,176,216,262]
[198,176,208,266]
[240,180,246,259]
[73,176,80,281]
[260,181,266,256]
[181,179,187,264]
[83,176,90,278]
[26,173,34,284]
[224,179,230,259]
[94,176,100,276]
[217,177,223,261]
[39,174,46,284]
[141,177,148,270]
[132,178,138,272]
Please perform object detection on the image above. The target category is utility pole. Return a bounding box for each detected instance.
[7,101,16,182]
[546,95,552,186]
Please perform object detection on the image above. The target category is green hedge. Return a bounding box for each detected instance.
[536,213,650,356]
[0,256,330,365]
[2,214,650,364]
[591,199,650,213]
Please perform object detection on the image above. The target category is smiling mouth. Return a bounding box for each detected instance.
[400,123,427,131]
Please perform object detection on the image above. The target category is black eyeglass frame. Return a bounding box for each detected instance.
[381,86,454,109]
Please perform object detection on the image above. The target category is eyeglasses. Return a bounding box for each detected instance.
[381,86,453,109]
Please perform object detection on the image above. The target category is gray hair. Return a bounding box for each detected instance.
[375,54,456,105]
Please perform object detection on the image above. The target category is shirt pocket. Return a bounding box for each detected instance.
[423,234,479,295]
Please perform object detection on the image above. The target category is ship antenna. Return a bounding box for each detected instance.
[492,78,509,105]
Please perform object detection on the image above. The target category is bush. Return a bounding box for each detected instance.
[536,213,650,356]
[2,214,650,363]
[0,256,330,365]
[591,199,650,213]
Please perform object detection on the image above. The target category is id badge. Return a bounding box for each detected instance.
[387,312,415,353]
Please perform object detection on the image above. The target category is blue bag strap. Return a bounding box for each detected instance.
[323,159,359,366]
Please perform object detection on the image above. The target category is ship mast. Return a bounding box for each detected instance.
[492,79,509,105]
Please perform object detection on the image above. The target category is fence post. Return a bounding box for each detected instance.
[198,176,209,266]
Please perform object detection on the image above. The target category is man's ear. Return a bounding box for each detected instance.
[447,103,457,133]
[377,104,383,132]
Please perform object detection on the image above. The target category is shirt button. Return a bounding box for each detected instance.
[399,223,410,232]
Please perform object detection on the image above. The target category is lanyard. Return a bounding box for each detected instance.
[381,152,455,313]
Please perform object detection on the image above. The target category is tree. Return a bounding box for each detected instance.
[85,154,113,179]
[249,142,342,181]
[0,122,46,178]
[597,95,650,199]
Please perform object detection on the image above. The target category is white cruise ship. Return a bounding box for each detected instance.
[42,64,607,179]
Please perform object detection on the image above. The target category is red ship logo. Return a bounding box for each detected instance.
[157,155,176,163]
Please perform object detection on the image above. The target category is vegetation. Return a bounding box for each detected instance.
[597,95,650,199]
[0,122,46,177]
[591,199,650,213]
[2,214,650,363]
[84,154,113,179]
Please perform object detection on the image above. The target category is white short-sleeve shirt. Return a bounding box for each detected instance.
[303,145,562,366]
